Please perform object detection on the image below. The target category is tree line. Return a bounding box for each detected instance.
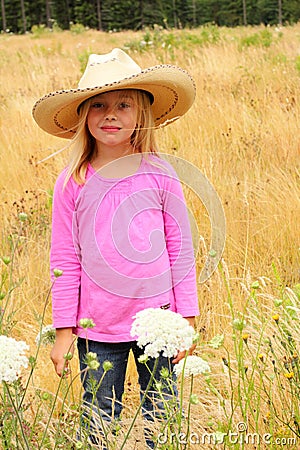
[1,0,300,34]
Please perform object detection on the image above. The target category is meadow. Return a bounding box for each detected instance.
[0,23,299,449]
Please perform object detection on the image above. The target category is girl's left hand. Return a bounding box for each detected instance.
[172,316,197,364]
[172,343,196,364]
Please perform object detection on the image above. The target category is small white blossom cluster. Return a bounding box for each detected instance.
[0,335,29,383]
[35,324,56,346]
[174,355,211,378]
[131,308,195,358]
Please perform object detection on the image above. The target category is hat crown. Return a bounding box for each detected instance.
[78,48,142,89]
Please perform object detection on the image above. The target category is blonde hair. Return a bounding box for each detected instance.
[65,89,158,186]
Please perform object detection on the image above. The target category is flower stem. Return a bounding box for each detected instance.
[19,281,54,411]
[3,381,30,450]
[120,358,159,450]
[37,372,66,449]
[184,375,194,450]
[178,352,188,434]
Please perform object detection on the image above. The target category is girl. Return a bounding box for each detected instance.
[33,48,200,448]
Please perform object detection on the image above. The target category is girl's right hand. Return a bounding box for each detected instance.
[50,328,74,377]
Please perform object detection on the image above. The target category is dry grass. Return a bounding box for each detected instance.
[0,24,299,447]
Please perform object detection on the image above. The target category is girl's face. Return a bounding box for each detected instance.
[87,90,138,153]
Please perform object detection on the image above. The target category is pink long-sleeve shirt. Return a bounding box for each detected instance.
[50,155,199,342]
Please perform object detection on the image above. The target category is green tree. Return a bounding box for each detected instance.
[257,0,280,24]
[52,0,75,29]
[2,0,22,32]
[1,0,300,34]
[282,0,300,23]
[74,0,98,28]
[1,0,6,31]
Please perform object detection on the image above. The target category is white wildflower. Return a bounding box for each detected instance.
[0,335,29,383]
[53,268,63,278]
[173,355,211,378]
[130,308,195,358]
[190,393,200,404]
[138,354,149,364]
[102,360,113,372]
[35,324,56,346]
[85,352,100,371]
[79,318,96,329]
[212,431,227,444]
[208,334,224,349]
[18,212,28,222]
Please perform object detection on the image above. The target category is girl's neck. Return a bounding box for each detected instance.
[91,145,135,171]
[90,148,142,179]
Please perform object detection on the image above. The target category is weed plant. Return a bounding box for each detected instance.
[1,216,299,448]
[0,219,209,449]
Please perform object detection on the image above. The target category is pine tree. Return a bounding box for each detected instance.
[0,0,300,34]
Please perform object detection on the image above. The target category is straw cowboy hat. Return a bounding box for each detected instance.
[32,48,196,139]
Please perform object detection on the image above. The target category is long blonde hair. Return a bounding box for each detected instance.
[65,89,158,185]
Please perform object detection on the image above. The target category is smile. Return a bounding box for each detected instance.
[101,126,121,132]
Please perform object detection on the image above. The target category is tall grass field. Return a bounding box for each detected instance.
[0,23,299,449]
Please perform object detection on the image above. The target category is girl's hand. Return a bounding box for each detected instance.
[172,316,196,364]
[172,343,197,364]
[50,328,74,377]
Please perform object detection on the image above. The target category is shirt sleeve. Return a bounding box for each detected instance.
[161,165,200,318]
[50,170,81,328]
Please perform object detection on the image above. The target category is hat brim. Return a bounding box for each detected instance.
[32,65,196,139]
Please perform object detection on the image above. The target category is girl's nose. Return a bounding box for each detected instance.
[105,106,117,120]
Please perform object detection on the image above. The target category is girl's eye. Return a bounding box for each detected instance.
[119,102,131,109]
[91,102,104,109]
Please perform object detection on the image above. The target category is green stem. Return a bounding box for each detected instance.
[53,368,84,449]
[120,358,159,450]
[3,382,30,450]
[1,223,23,329]
[183,375,194,450]
[37,371,66,449]
[178,353,188,436]
[19,282,54,411]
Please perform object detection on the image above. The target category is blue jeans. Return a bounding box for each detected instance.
[77,338,178,448]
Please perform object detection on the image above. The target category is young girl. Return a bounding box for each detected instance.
[33,48,200,448]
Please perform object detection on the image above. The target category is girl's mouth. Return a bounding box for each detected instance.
[101,126,121,132]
